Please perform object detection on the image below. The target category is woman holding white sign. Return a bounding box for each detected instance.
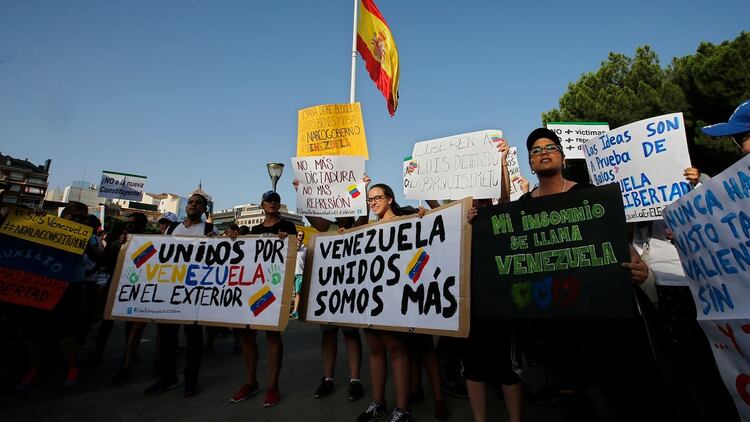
[357,183,424,422]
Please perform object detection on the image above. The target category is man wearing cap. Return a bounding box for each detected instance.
[702,98,750,154]
[157,211,179,234]
[682,99,750,185]
[231,190,297,407]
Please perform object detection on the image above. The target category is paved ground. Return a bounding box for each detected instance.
[1,320,566,421]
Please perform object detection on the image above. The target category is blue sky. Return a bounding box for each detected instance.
[1,0,747,212]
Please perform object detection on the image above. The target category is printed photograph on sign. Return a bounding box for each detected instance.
[546,122,610,159]
[297,103,369,159]
[301,199,472,337]
[404,130,504,200]
[106,235,296,330]
[583,113,692,222]
[291,155,367,217]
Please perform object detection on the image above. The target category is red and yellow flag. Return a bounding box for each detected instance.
[356,0,399,116]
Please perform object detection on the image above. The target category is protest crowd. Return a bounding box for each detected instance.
[2,97,750,422]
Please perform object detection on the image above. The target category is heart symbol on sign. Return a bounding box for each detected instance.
[510,282,532,309]
[552,276,581,310]
[614,165,619,173]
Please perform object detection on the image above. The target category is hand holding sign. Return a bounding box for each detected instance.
[622,245,649,286]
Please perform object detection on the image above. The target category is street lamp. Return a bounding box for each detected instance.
[266,162,284,192]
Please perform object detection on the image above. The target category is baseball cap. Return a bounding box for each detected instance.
[262,190,281,203]
[158,211,179,224]
[526,128,562,151]
[701,99,750,137]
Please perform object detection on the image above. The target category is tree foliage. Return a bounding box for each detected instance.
[543,32,750,176]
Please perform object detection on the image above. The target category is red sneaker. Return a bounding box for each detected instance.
[263,387,280,407]
[63,367,79,389]
[230,382,259,403]
[16,368,39,391]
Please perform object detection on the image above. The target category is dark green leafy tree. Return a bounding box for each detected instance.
[544,32,750,176]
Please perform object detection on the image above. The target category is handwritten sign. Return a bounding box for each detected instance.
[98,170,147,201]
[106,235,295,330]
[302,200,471,337]
[291,155,367,217]
[404,130,504,200]
[583,113,692,222]
[699,319,750,421]
[546,122,609,159]
[471,184,632,318]
[297,103,368,159]
[0,208,92,310]
[662,154,750,320]
[507,147,525,201]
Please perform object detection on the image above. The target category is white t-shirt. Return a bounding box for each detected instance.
[295,244,307,275]
[171,222,207,237]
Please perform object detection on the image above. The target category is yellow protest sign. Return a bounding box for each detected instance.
[297,103,369,159]
[0,208,92,255]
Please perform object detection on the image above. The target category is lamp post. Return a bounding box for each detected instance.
[266,162,284,192]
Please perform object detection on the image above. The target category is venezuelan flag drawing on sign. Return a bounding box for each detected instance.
[357,0,399,116]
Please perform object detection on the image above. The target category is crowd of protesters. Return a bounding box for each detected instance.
[1,100,750,421]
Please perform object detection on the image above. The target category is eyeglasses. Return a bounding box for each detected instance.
[529,144,562,157]
[366,195,387,204]
[731,132,750,149]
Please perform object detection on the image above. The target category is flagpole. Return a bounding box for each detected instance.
[349,0,358,103]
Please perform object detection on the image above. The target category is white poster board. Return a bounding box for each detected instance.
[546,122,609,159]
[105,235,295,330]
[699,319,750,421]
[98,170,147,201]
[291,155,367,217]
[662,154,750,320]
[404,130,503,200]
[302,199,471,337]
[583,113,692,222]
[506,147,525,201]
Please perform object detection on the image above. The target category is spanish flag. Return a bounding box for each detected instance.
[357,0,399,116]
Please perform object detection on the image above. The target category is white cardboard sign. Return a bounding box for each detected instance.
[98,170,147,201]
[291,156,367,217]
[303,200,471,337]
[662,154,750,320]
[583,113,692,222]
[106,235,295,330]
[546,122,609,159]
[404,130,503,200]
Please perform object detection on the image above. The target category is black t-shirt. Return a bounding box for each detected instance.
[250,219,297,235]
[518,181,593,201]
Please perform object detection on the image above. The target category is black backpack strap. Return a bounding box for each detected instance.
[166,221,180,235]
[204,223,214,236]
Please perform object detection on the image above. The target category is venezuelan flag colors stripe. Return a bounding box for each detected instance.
[406,248,430,283]
[131,241,156,268]
[357,0,399,116]
[348,184,361,198]
[249,285,276,317]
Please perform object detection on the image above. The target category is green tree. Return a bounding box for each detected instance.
[544,32,750,176]
[670,32,750,174]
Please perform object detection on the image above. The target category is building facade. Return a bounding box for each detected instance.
[0,153,51,208]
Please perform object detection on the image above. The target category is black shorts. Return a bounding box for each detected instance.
[461,319,522,385]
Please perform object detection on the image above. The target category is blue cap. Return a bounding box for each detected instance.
[701,99,750,137]
[261,190,281,202]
